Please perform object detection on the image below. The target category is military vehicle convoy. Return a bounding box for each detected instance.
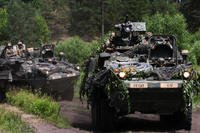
[0,43,79,101]
[81,18,195,130]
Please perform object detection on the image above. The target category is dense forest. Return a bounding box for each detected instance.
[0,0,200,64]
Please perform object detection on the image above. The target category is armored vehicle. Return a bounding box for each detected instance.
[0,44,79,101]
[81,19,195,131]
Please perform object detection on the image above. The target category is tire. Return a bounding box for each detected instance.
[160,103,192,130]
[0,81,8,103]
[91,100,116,131]
[0,89,6,103]
[182,103,192,130]
[173,103,192,130]
[160,114,173,122]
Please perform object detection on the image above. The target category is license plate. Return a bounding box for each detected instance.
[129,83,148,88]
[160,83,178,88]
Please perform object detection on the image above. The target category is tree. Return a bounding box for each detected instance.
[55,37,98,64]
[0,0,10,7]
[181,0,200,32]
[35,15,50,44]
[4,0,50,46]
[103,0,149,32]
[0,8,8,43]
[68,0,101,38]
[144,13,190,48]
[148,0,178,15]
[32,0,70,39]
[190,41,200,65]
[68,0,149,38]
[0,8,7,32]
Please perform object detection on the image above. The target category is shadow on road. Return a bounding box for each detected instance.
[115,116,184,132]
[71,113,185,132]
[60,100,187,133]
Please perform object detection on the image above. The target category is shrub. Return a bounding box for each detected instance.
[0,108,32,133]
[6,89,69,128]
[1,0,51,47]
[0,8,8,32]
[143,13,190,49]
[34,15,51,45]
[190,41,200,65]
[190,29,200,43]
[55,37,99,65]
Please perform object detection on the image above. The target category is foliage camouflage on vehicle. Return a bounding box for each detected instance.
[80,17,199,131]
[0,43,79,101]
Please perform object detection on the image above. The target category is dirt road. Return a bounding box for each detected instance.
[59,98,200,133]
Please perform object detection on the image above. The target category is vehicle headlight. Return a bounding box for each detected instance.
[113,68,120,74]
[183,71,190,78]
[76,66,80,70]
[119,72,126,79]
[46,71,49,75]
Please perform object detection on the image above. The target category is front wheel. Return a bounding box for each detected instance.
[173,103,192,130]
[182,103,192,130]
[0,81,9,103]
[91,100,116,131]
[160,103,192,130]
[0,90,6,102]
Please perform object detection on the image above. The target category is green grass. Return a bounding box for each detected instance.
[192,65,200,108]
[193,94,200,108]
[0,108,33,133]
[74,71,85,98]
[6,89,70,128]
[194,65,200,74]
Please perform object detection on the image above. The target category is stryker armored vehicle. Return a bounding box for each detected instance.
[0,44,79,101]
[81,18,195,131]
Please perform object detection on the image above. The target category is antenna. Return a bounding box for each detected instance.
[101,0,104,40]
[125,14,129,23]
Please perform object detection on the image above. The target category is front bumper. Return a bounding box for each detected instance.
[124,80,183,89]
[122,80,184,115]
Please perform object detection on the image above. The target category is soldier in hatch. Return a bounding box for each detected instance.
[103,16,146,53]
[5,42,15,57]
[17,41,26,57]
[109,21,140,47]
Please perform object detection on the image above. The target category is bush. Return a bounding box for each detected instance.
[190,29,200,43]
[190,41,200,65]
[6,89,69,128]
[0,108,32,133]
[0,8,7,32]
[143,13,190,49]
[55,37,99,65]
[0,0,51,47]
[34,15,51,45]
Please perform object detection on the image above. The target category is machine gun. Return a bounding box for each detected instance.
[110,15,146,48]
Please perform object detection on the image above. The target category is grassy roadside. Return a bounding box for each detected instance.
[193,65,200,108]
[193,95,200,108]
[6,89,70,128]
[0,108,33,133]
[74,71,85,98]
[194,65,200,74]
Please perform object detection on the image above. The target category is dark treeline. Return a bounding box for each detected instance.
[69,0,200,36]
[0,0,199,45]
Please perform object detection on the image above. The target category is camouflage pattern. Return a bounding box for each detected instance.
[81,18,194,130]
[0,44,80,101]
